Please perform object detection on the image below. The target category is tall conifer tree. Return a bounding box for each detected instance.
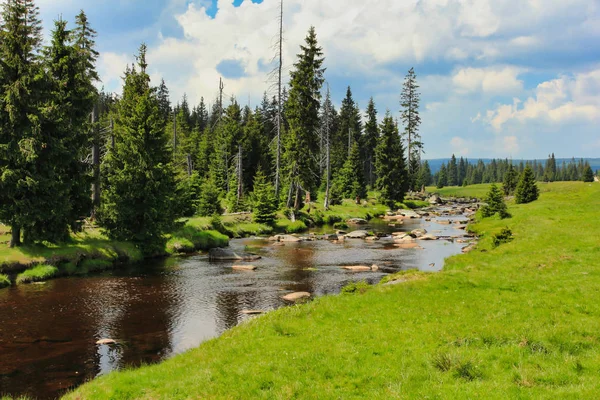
[284,26,325,209]
[363,97,379,188]
[97,45,178,255]
[0,0,43,246]
[375,111,407,208]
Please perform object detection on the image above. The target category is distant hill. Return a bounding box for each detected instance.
[426,158,600,174]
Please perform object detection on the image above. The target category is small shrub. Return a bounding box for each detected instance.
[311,210,324,226]
[481,184,510,219]
[515,166,539,204]
[333,222,349,230]
[341,281,371,294]
[286,220,307,234]
[323,214,342,225]
[0,273,11,288]
[16,265,59,284]
[492,227,513,248]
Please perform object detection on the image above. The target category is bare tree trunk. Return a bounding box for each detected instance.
[173,112,177,155]
[187,154,193,176]
[274,0,283,201]
[10,225,21,248]
[323,84,331,210]
[91,106,100,216]
[293,185,301,210]
[237,145,243,206]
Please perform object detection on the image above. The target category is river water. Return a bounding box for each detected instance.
[0,212,470,399]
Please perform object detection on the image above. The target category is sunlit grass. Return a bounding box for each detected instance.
[66,181,600,398]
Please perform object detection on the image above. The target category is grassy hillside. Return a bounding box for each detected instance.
[65,181,600,399]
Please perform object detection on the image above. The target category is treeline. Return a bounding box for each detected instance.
[434,154,596,188]
[0,1,424,254]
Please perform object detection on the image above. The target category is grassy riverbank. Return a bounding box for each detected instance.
[0,223,229,288]
[65,181,600,398]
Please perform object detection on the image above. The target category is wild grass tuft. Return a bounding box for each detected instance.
[0,273,10,288]
[16,265,58,284]
[285,220,307,234]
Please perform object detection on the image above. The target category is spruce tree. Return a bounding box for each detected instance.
[0,0,43,247]
[400,67,422,190]
[252,169,277,225]
[97,45,178,255]
[582,164,594,183]
[197,176,223,217]
[375,111,407,208]
[481,184,510,219]
[515,166,539,204]
[437,164,448,189]
[334,142,366,200]
[284,26,325,209]
[415,160,432,190]
[363,97,379,188]
[502,165,518,195]
[447,154,458,186]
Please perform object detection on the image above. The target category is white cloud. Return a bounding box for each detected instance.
[450,136,470,156]
[501,135,519,154]
[97,52,133,92]
[483,68,600,130]
[452,66,524,95]
[122,0,598,105]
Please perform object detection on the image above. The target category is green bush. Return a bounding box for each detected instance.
[341,281,371,294]
[481,184,510,219]
[333,222,349,230]
[0,273,11,288]
[16,265,59,284]
[323,214,342,225]
[515,166,539,204]
[286,221,307,234]
[492,227,513,248]
[311,210,324,226]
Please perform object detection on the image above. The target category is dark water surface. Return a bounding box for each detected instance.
[0,215,469,399]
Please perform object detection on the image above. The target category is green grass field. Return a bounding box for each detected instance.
[65,181,600,399]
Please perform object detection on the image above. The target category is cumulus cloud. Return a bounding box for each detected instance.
[97,52,133,92]
[452,66,524,95]
[136,0,598,105]
[483,68,600,130]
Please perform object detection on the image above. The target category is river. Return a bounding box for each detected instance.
[0,209,471,399]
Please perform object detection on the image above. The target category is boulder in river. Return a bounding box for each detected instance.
[462,243,477,253]
[428,194,442,205]
[342,266,372,272]
[96,339,117,345]
[411,228,427,237]
[347,218,368,225]
[345,230,370,239]
[209,248,261,261]
[282,292,311,302]
[365,236,379,241]
[418,234,437,241]
[241,310,264,315]
[399,210,420,219]
[231,265,257,271]
[395,242,421,249]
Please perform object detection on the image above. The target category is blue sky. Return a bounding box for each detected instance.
[37,0,600,159]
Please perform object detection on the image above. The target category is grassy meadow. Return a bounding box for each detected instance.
[65,181,600,399]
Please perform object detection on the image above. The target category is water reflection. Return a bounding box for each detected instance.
[0,216,470,400]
